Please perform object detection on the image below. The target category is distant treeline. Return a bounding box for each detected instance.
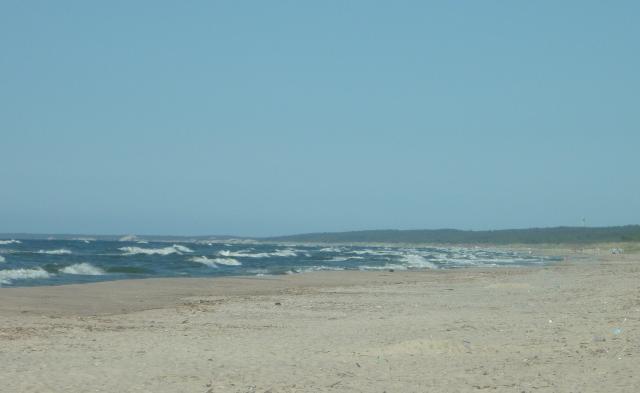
[266,225,640,245]
[4,225,640,245]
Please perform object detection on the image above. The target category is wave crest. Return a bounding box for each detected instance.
[60,263,105,275]
[38,249,72,255]
[0,240,21,245]
[190,256,241,267]
[217,249,298,258]
[400,254,438,269]
[0,268,51,285]
[119,244,194,256]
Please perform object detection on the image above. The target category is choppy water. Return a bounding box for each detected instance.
[0,239,561,287]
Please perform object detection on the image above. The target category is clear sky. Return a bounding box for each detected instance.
[1,1,639,237]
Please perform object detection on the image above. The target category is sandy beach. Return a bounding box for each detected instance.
[1,252,638,393]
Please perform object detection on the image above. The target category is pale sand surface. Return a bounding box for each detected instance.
[1,254,639,392]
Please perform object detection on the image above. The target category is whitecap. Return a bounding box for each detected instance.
[319,247,343,253]
[38,249,72,255]
[190,256,241,267]
[172,244,194,253]
[119,246,177,255]
[217,249,298,258]
[329,256,365,262]
[212,258,241,266]
[350,249,398,256]
[217,250,270,258]
[0,240,21,245]
[271,249,298,257]
[0,256,5,263]
[60,263,105,275]
[0,268,51,285]
[119,244,192,256]
[400,254,438,269]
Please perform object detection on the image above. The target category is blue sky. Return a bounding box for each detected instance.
[1,1,639,236]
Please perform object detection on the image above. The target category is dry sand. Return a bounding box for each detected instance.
[1,253,639,392]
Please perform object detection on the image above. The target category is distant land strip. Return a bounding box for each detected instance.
[265,225,640,244]
[2,225,640,245]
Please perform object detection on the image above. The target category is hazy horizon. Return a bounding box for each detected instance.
[2,223,640,240]
[2,1,639,237]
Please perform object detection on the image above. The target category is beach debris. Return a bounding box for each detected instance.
[612,327,623,335]
[274,302,282,306]
[356,362,361,368]
[592,336,606,342]
[327,380,342,388]
[388,269,394,272]
[463,339,472,350]
[609,248,624,254]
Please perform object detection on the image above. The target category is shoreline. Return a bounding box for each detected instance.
[0,263,547,317]
[1,252,638,392]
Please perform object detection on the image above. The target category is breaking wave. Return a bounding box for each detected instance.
[119,244,194,256]
[190,256,241,267]
[329,256,365,262]
[0,239,21,245]
[319,247,343,253]
[400,254,439,269]
[60,263,105,275]
[217,249,298,258]
[38,249,72,255]
[212,258,241,266]
[172,244,194,253]
[0,268,51,285]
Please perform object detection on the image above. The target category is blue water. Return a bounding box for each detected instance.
[0,239,561,287]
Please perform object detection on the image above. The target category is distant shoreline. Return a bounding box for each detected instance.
[2,225,640,245]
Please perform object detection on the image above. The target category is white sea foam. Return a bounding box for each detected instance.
[271,249,298,257]
[0,240,21,245]
[119,246,178,255]
[172,244,194,253]
[60,263,105,275]
[217,250,263,258]
[0,256,5,263]
[287,266,345,274]
[0,268,51,285]
[190,256,241,267]
[38,249,72,255]
[119,244,193,256]
[319,247,343,253]
[217,249,297,258]
[329,256,365,262]
[213,258,241,266]
[189,256,219,267]
[400,254,439,269]
[358,264,408,271]
[350,249,398,256]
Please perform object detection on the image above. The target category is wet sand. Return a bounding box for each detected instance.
[1,253,638,392]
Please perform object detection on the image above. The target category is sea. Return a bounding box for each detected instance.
[0,239,561,287]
